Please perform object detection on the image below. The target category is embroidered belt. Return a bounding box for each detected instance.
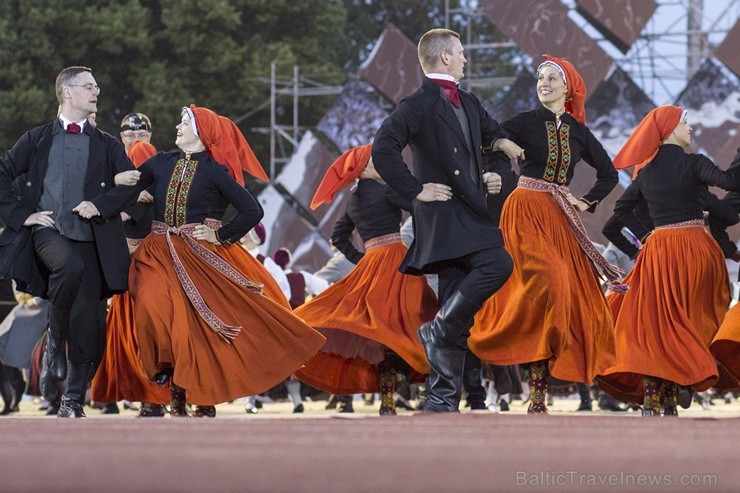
[364,233,402,250]
[517,176,627,293]
[656,218,705,229]
[151,221,262,343]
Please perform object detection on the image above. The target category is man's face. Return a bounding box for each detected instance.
[120,129,152,151]
[66,72,100,116]
[444,38,466,81]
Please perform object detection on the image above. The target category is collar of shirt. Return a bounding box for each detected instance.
[58,115,88,133]
[426,73,457,83]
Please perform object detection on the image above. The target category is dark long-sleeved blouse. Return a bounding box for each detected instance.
[614,144,740,229]
[330,178,412,264]
[137,150,263,244]
[500,106,617,210]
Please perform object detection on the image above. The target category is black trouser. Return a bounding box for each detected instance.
[33,228,107,366]
[437,245,513,308]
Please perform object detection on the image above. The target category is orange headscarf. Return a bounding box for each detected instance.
[127,140,157,168]
[613,105,683,178]
[310,144,372,210]
[539,55,587,125]
[186,105,268,185]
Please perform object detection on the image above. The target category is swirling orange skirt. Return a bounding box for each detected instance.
[129,234,324,406]
[294,241,437,394]
[91,243,291,404]
[602,225,728,403]
[468,188,618,384]
[711,302,740,390]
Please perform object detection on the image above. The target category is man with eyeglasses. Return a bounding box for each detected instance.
[119,112,152,152]
[0,66,140,418]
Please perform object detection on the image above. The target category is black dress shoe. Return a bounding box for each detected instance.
[58,399,86,418]
[597,394,627,412]
[576,399,592,412]
[154,368,173,385]
[293,403,304,413]
[663,405,679,417]
[101,402,120,414]
[677,386,692,409]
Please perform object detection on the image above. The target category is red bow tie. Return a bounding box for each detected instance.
[431,79,461,108]
[66,122,81,134]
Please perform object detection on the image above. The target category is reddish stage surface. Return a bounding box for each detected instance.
[0,405,737,492]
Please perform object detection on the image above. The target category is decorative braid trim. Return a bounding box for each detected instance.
[151,221,263,342]
[655,218,704,229]
[518,177,627,292]
[364,233,402,250]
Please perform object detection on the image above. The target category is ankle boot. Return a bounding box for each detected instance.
[527,360,549,414]
[58,361,89,418]
[642,376,662,416]
[418,292,480,380]
[378,360,397,416]
[193,405,216,418]
[170,384,189,417]
[138,402,166,417]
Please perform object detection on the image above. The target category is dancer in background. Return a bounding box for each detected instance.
[605,107,740,416]
[295,144,438,415]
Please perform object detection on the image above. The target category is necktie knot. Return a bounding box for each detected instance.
[66,122,81,134]
[431,79,461,108]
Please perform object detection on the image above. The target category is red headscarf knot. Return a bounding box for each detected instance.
[186,104,268,185]
[310,144,372,209]
[613,105,683,178]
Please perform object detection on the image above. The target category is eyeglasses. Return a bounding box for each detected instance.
[121,131,151,140]
[68,83,100,92]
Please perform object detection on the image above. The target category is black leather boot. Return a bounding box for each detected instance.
[40,306,71,398]
[463,353,487,410]
[423,350,466,412]
[418,292,480,380]
[57,361,89,418]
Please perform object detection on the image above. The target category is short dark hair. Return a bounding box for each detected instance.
[55,66,92,104]
[120,112,152,132]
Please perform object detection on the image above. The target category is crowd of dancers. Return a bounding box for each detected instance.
[0,27,738,419]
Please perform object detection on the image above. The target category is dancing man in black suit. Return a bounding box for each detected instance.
[373,28,523,412]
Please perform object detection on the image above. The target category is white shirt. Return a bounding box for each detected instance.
[248,247,291,300]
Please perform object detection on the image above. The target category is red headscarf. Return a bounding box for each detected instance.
[127,140,157,168]
[613,105,683,178]
[186,105,268,185]
[539,55,587,125]
[310,144,372,210]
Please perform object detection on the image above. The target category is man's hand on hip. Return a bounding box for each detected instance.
[417,183,452,202]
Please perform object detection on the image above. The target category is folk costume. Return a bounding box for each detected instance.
[294,145,438,415]
[129,106,324,416]
[373,73,514,412]
[603,106,740,416]
[467,56,622,414]
[0,113,139,418]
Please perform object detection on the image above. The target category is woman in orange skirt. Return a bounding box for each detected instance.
[126,105,324,417]
[294,145,438,415]
[604,105,740,416]
[468,56,624,414]
[711,303,740,391]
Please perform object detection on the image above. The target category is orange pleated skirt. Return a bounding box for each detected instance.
[603,225,728,403]
[91,291,170,404]
[91,243,291,404]
[130,233,325,406]
[711,302,740,389]
[294,241,438,394]
[468,188,618,384]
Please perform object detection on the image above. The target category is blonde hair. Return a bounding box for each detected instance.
[417,29,460,73]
